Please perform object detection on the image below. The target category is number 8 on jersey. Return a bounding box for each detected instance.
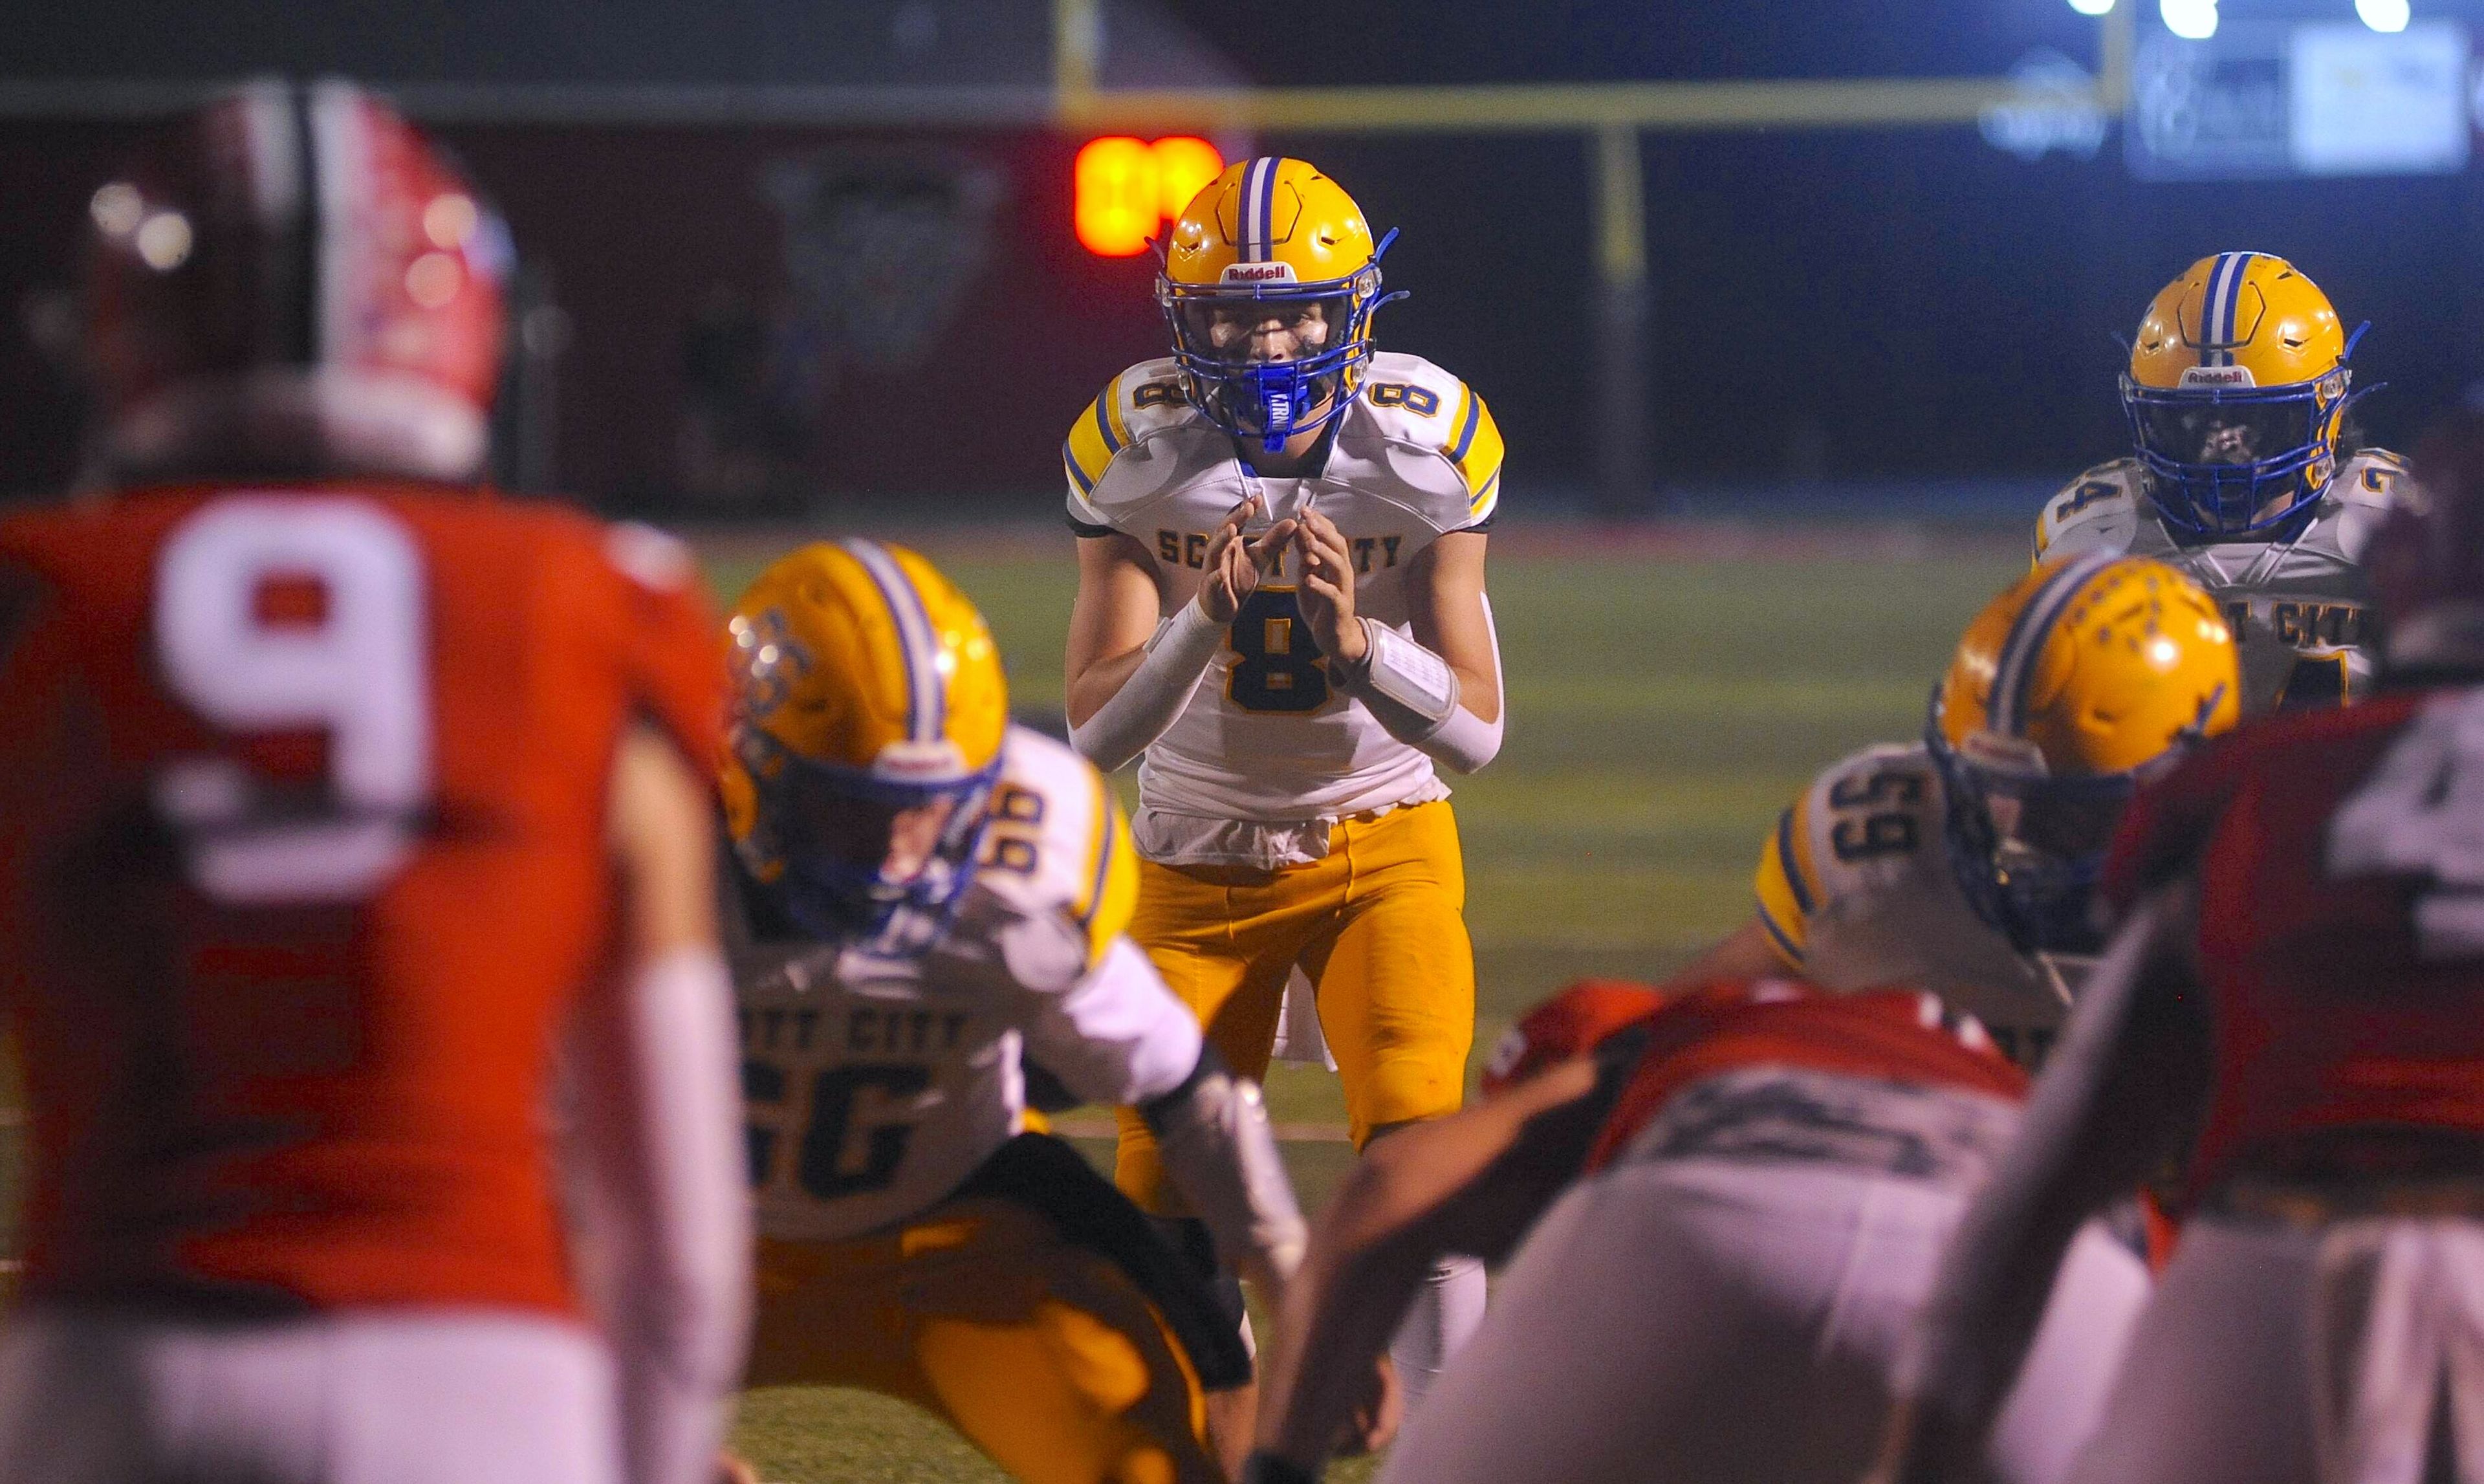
[1228,587,1330,714]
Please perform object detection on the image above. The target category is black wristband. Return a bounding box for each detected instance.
[1240,1450,1320,1484]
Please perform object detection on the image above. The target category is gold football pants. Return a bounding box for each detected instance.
[746,1197,1217,1484]
[1116,798,1476,1214]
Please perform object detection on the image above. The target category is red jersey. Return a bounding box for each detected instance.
[1587,982,2023,1172]
[1484,978,2023,1175]
[0,485,722,1316]
[2104,688,2484,1197]
[1480,978,1669,1097]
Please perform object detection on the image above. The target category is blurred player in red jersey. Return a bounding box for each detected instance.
[0,83,749,1484]
[1875,406,2484,1484]
[1241,977,2149,1484]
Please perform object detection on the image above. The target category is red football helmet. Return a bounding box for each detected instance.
[85,80,507,484]
[2371,408,2484,675]
[1479,979,1666,1097]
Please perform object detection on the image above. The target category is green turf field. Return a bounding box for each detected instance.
[704,526,2026,1482]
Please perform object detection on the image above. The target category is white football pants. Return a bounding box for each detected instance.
[1378,1155,2150,1484]
[2065,1212,2484,1484]
[1388,1253,1488,1418]
[0,1308,621,1484]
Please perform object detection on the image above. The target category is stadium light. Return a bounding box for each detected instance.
[2357,0,2411,30]
[2161,0,2218,38]
[1076,136,1226,257]
[2067,0,2115,15]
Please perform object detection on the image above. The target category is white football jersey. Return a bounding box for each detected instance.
[1753,743,2076,1068]
[1064,351,1503,833]
[737,726,1202,1243]
[2034,450,2408,714]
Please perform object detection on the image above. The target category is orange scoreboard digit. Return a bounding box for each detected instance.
[1074,136,1225,257]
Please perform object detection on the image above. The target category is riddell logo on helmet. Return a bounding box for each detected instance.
[2179,366,2257,388]
[1220,262,1298,285]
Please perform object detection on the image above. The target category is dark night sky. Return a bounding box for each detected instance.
[5,0,2483,502]
[1142,0,2484,489]
[1157,0,2111,85]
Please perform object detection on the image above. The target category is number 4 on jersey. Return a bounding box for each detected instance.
[2329,692,2484,958]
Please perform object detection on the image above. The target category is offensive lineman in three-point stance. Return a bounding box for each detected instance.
[719,541,1309,1484]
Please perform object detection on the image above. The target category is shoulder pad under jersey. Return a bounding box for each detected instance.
[2034,459,2146,566]
[973,726,1139,982]
[1754,742,1949,967]
[1335,351,1505,532]
[1064,359,1218,532]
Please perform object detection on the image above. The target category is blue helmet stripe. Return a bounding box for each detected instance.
[1256,157,1280,257]
[1236,158,1261,262]
[2218,251,2254,366]
[2201,251,2254,368]
[2197,254,2230,366]
[2199,253,2232,366]
[1990,552,2117,737]
[1243,156,1278,262]
[840,539,946,744]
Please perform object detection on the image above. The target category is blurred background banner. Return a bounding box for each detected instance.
[2128,19,2470,179]
[8,0,2484,518]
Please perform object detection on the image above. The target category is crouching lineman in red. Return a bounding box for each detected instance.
[0,85,748,1484]
[1875,408,2484,1484]
[1241,978,2149,1484]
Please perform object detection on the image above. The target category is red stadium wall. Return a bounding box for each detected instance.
[0,120,1171,509]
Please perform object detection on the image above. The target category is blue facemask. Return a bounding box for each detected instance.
[735,734,999,950]
[1158,234,1403,454]
[2121,323,2373,541]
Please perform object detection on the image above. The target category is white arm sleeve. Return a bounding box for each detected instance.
[1021,935,1205,1108]
[1331,596,1505,775]
[565,946,754,1484]
[1144,1051,1309,1289]
[1068,599,1226,774]
[1020,934,1307,1289]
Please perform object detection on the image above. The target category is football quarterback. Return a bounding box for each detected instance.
[1669,554,2241,1067]
[2035,252,2407,713]
[721,541,1307,1484]
[1061,157,1502,1414]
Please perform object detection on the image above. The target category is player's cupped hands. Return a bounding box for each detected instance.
[1198,496,1297,623]
[1292,508,1367,664]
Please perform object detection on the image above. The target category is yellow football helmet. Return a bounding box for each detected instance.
[2122,252,2366,540]
[722,539,1008,938]
[1157,157,1400,453]
[1928,552,2240,952]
